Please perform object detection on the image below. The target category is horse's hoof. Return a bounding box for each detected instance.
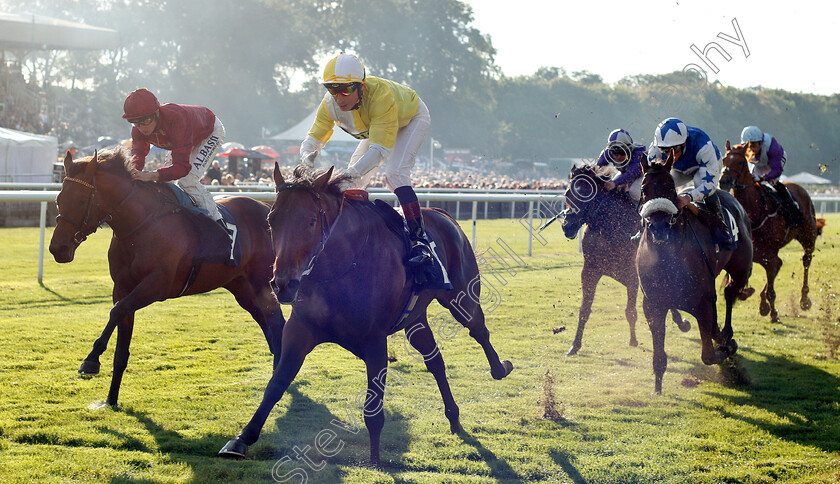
[728,339,738,355]
[629,338,639,347]
[566,345,580,357]
[502,360,514,377]
[738,287,755,300]
[450,421,464,434]
[78,360,100,376]
[801,298,812,310]
[677,319,691,333]
[218,437,248,458]
[759,302,770,317]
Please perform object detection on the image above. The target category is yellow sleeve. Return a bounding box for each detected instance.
[307,97,336,144]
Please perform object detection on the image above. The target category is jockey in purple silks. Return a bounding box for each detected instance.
[740,125,803,227]
[595,128,646,204]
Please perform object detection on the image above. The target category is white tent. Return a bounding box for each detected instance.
[0,12,119,51]
[269,107,359,143]
[0,127,58,182]
[780,172,832,185]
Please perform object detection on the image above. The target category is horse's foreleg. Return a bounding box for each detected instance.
[625,282,639,347]
[362,336,388,468]
[221,319,314,458]
[694,301,727,366]
[405,317,462,435]
[642,297,667,395]
[106,313,134,407]
[670,309,691,333]
[569,269,601,356]
[762,256,782,323]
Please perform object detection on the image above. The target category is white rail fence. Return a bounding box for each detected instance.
[2,186,839,283]
[0,190,573,283]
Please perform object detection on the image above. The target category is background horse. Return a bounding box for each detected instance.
[636,155,753,394]
[720,141,821,323]
[220,166,513,467]
[560,164,689,357]
[49,148,285,406]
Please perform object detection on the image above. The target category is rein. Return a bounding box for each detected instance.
[58,175,137,244]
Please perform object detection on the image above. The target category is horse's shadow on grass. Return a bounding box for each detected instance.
[699,348,840,454]
[107,381,412,483]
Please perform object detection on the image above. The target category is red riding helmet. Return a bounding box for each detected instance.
[122,88,160,119]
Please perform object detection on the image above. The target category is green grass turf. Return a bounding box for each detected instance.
[0,213,838,483]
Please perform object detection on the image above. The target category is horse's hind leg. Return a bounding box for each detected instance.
[438,289,512,380]
[405,316,462,434]
[362,336,389,468]
[228,278,286,369]
[799,242,815,311]
[568,269,602,356]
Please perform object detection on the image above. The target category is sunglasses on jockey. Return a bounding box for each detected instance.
[324,83,359,96]
[126,113,156,127]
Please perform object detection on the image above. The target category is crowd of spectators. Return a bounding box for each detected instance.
[180,155,570,192]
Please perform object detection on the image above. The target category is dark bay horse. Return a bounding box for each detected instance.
[49,148,285,406]
[560,164,689,357]
[219,166,513,467]
[720,141,820,323]
[636,155,753,394]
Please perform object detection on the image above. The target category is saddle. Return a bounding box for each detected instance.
[342,190,452,290]
[164,183,241,267]
[759,181,803,227]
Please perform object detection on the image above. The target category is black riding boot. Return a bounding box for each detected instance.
[704,192,737,251]
[406,216,433,266]
[771,181,803,228]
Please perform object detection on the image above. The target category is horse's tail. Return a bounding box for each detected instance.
[816,217,826,236]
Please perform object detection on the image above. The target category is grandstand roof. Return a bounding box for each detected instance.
[0,12,118,51]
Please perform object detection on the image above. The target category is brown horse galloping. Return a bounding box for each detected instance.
[560,164,690,357]
[49,148,285,407]
[219,166,513,467]
[720,141,820,323]
[636,155,753,394]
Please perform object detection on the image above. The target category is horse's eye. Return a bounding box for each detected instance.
[309,218,317,228]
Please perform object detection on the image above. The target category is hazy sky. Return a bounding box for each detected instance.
[467,0,838,96]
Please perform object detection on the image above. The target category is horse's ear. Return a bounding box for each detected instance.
[63,150,73,177]
[84,150,98,178]
[273,161,284,189]
[640,152,650,173]
[312,166,334,192]
[725,139,731,152]
[663,155,675,173]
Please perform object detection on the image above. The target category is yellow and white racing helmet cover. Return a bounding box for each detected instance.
[322,53,366,84]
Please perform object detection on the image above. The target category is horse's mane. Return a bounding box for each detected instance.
[570,162,604,182]
[68,146,133,178]
[287,165,354,198]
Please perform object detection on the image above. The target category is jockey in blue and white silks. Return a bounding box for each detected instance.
[647,117,736,250]
[595,128,645,203]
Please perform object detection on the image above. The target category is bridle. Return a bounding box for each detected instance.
[721,150,754,189]
[271,183,333,278]
[57,173,136,244]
